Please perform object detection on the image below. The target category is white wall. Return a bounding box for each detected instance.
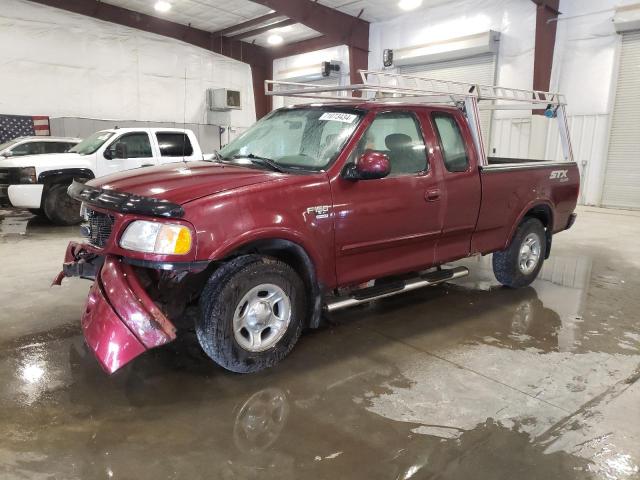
[0,0,256,129]
[271,45,351,109]
[368,0,536,92]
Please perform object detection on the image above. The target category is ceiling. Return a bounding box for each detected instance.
[105,0,452,47]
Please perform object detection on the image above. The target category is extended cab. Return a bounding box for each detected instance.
[0,127,203,224]
[56,81,579,375]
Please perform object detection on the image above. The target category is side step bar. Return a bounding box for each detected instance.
[326,266,469,312]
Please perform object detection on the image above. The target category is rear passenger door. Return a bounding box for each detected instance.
[430,111,482,263]
[99,132,155,176]
[155,132,195,164]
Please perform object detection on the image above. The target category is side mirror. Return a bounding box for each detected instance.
[2,151,13,158]
[115,143,128,159]
[343,151,391,181]
[103,147,113,160]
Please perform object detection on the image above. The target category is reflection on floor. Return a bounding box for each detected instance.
[0,206,638,479]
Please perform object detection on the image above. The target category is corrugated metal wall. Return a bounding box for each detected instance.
[602,30,640,209]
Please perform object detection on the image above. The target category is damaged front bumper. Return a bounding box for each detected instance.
[57,243,177,374]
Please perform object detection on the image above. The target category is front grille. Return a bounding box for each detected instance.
[0,168,10,184]
[84,208,115,248]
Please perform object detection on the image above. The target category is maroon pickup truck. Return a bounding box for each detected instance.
[56,101,579,374]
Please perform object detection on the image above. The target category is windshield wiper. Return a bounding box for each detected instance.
[232,153,286,173]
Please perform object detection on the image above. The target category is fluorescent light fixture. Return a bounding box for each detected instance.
[267,34,284,45]
[154,1,172,13]
[398,0,422,11]
[273,25,293,33]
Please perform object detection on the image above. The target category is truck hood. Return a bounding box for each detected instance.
[0,152,84,168]
[89,161,285,205]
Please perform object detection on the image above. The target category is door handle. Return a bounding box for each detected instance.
[425,189,441,202]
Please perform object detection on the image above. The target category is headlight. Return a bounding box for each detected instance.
[10,167,37,184]
[120,220,192,255]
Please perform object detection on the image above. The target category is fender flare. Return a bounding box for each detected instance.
[211,233,327,329]
[505,200,555,258]
[38,168,95,184]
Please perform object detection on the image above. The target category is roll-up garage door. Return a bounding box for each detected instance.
[602,30,640,209]
[399,53,497,149]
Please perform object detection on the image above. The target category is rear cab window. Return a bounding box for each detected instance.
[156,132,194,157]
[432,113,470,173]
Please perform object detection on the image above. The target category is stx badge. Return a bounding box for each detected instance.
[549,170,568,181]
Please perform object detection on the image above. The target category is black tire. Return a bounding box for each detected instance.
[197,255,306,373]
[28,208,44,216]
[43,183,82,226]
[492,217,546,288]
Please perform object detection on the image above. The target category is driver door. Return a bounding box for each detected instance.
[331,111,444,286]
[99,132,155,177]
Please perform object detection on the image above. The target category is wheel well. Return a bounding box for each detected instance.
[39,170,95,208]
[523,204,553,259]
[228,239,323,329]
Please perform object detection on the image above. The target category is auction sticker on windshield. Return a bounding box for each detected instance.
[319,112,358,123]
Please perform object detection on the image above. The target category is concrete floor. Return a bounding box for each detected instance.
[0,207,638,480]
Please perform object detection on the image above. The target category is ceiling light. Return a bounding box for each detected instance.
[267,34,284,46]
[154,1,172,13]
[398,0,422,11]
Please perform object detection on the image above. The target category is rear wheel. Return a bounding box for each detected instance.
[492,217,546,288]
[197,255,306,373]
[43,183,82,226]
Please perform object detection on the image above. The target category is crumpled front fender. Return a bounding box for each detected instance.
[81,255,177,374]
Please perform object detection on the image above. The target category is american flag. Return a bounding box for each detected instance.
[0,115,50,143]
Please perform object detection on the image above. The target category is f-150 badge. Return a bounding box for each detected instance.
[306,205,331,219]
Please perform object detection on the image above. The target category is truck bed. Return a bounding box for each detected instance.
[472,160,580,255]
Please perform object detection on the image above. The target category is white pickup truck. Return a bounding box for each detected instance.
[0,127,203,225]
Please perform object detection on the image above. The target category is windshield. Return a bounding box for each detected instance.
[69,131,115,155]
[0,138,20,153]
[219,107,363,171]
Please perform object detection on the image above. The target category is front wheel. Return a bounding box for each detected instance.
[43,183,82,226]
[492,217,546,288]
[197,256,306,373]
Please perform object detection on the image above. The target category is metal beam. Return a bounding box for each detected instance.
[27,0,270,68]
[249,0,369,52]
[532,0,560,95]
[270,35,343,59]
[227,18,297,41]
[214,11,283,37]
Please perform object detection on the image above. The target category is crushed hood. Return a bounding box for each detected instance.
[88,161,284,205]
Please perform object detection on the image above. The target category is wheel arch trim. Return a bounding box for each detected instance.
[212,235,325,329]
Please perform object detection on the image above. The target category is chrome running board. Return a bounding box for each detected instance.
[326,266,469,312]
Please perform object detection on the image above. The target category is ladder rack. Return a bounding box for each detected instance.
[265,69,566,107]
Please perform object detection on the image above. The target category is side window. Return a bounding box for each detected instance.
[107,133,152,159]
[433,114,469,173]
[44,142,69,154]
[12,142,44,156]
[156,133,194,157]
[350,112,427,175]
